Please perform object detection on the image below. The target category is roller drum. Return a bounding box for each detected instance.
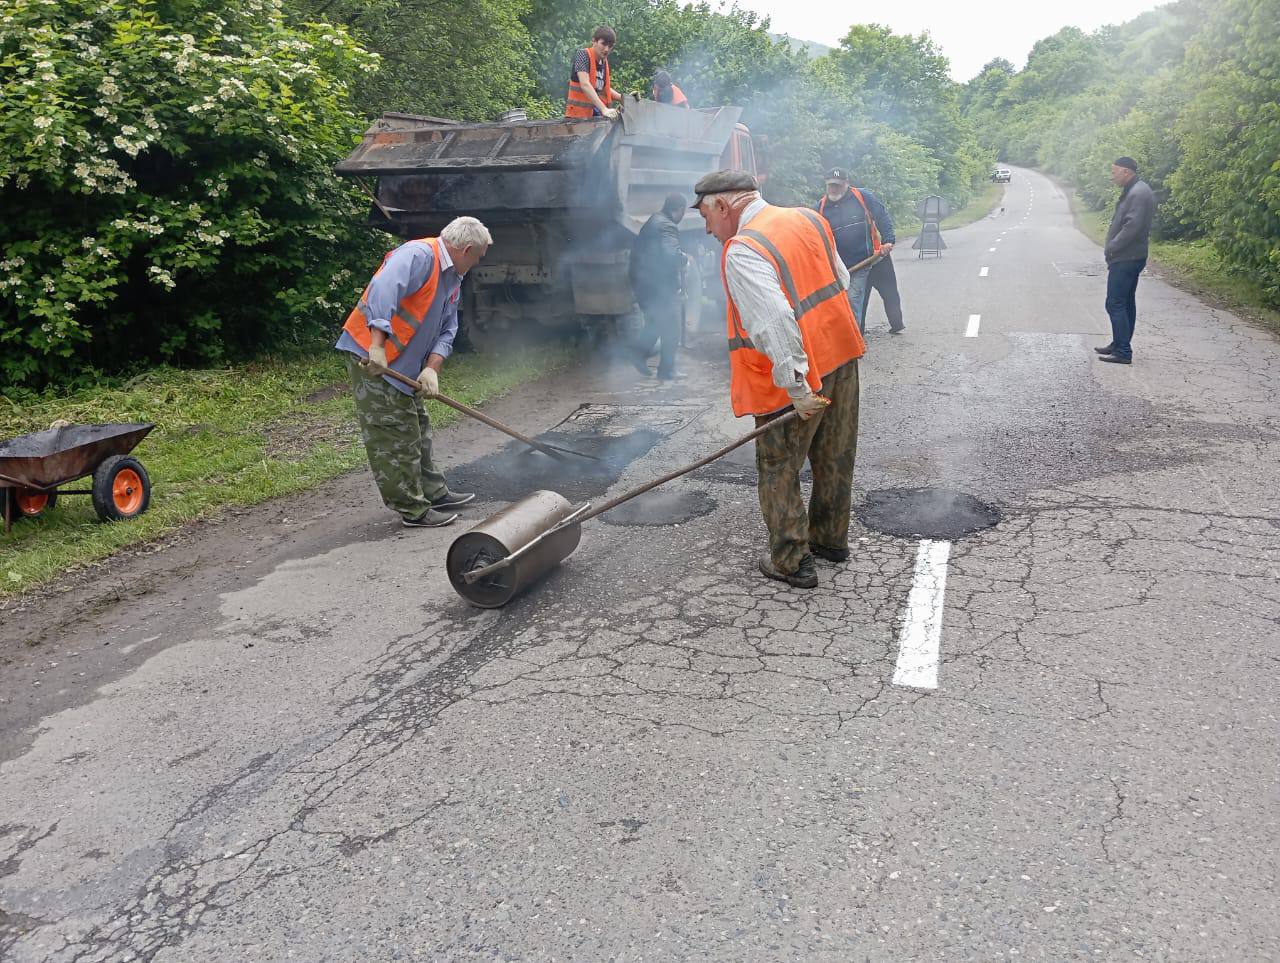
[446,490,583,607]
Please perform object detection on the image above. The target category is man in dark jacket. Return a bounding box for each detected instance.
[1097,156,1155,365]
[629,192,688,379]
[816,168,904,335]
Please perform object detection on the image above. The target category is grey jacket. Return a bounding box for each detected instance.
[1105,178,1155,264]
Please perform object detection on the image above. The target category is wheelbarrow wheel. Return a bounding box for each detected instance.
[92,455,151,522]
[6,487,58,521]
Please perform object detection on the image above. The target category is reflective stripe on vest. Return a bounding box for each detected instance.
[341,238,443,363]
[566,47,611,118]
[720,205,865,417]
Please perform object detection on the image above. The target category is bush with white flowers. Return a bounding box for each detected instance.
[0,0,381,386]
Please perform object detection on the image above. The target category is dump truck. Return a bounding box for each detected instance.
[335,95,766,345]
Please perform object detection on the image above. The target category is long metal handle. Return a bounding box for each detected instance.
[461,409,803,584]
[359,359,598,461]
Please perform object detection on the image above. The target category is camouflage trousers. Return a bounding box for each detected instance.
[753,359,860,573]
[345,354,447,519]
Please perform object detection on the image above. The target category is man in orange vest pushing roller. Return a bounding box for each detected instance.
[566,26,621,119]
[693,170,866,589]
[336,217,492,529]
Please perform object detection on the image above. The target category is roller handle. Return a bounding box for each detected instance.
[461,408,803,584]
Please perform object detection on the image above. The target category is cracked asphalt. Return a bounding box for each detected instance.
[2,166,1278,961]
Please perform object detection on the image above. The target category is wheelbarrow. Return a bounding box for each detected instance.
[0,423,155,532]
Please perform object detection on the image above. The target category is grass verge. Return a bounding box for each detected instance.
[0,344,573,597]
[1068,188,1280,335]
[896,181,1005,239]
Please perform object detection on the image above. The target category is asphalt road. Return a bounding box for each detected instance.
[2,166,1277,961]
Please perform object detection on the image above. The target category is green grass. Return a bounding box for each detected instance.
[0,344,573,596]
[1067,189,1280,333]
[896,181,1005,238]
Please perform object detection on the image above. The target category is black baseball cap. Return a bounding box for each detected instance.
[826,168,849,183]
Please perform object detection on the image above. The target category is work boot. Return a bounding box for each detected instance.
[402,508,459,528]
[431,489,475,509]
[809,543,849,563]
[758,554,818,589]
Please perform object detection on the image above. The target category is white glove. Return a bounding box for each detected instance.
[416,365,439,397]
[366,342,387,368]
[602,107,619,120]
[789,386,831,421]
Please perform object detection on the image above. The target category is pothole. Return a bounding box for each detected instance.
[601,489,716,526]
[857,488,1001,540]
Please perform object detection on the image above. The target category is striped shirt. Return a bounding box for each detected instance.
[724,197,851,396]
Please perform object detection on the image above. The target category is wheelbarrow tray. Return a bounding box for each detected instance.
[0,423,155,490]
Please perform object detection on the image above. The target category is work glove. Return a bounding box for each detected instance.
[416,365,439,398]
[366,342,387,369]
[789,386,831,421]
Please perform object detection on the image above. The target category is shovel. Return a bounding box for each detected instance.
[360,359,599,462]
[446,408,805,607]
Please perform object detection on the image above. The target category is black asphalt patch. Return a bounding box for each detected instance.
[857,487,1001,540]
[600,488,717,526]
[448,429,664,502]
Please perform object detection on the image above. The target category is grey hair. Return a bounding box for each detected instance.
[441,216,493,249]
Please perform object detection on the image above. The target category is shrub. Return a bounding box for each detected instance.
[0,0,381,387]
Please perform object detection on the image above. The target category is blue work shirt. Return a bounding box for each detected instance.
[335,239,461,395]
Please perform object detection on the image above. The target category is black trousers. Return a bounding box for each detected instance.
[859,255,904,331]
[1105,258,1145,360]
[633,297,681,377]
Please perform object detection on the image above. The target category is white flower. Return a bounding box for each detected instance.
[33,116,53,129]
[63,301,75,311]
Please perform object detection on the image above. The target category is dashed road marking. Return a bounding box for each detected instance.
[965,314,981,338]
[979,266,990,277]
[893,539,951,689]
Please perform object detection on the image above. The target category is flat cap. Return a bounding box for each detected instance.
[691,169,759,207]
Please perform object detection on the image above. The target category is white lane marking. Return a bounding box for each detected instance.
[988,247,997,252]
[893,540,952,689]
[979,266,990,277]
[965,314,981,337]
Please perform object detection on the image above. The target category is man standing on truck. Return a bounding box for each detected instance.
[566,27,621,119]
[692,170,866,590]
[336,217,493,529]
[651,70,690,108]
[816,168,905,335]
[628,192,689,380]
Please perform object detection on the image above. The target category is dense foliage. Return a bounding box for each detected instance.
[0,0,380,387]
[963,0,1280,305]
[3,0,992,387]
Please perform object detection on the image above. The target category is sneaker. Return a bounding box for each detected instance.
[402,508,459,528]
[889,325,906,335]
[430,489,475,509]
[809,543,849,563]
[758,554,819,589]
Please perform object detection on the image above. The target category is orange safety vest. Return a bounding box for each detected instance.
[818,187,883,258]
[341,238,443,363]
[721,205,865,417]
[566,47,612,119]
[669,83,689,108]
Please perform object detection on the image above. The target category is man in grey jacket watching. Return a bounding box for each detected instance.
[1097,156,1155,365]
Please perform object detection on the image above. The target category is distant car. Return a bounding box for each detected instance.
[992,167,1011,183]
